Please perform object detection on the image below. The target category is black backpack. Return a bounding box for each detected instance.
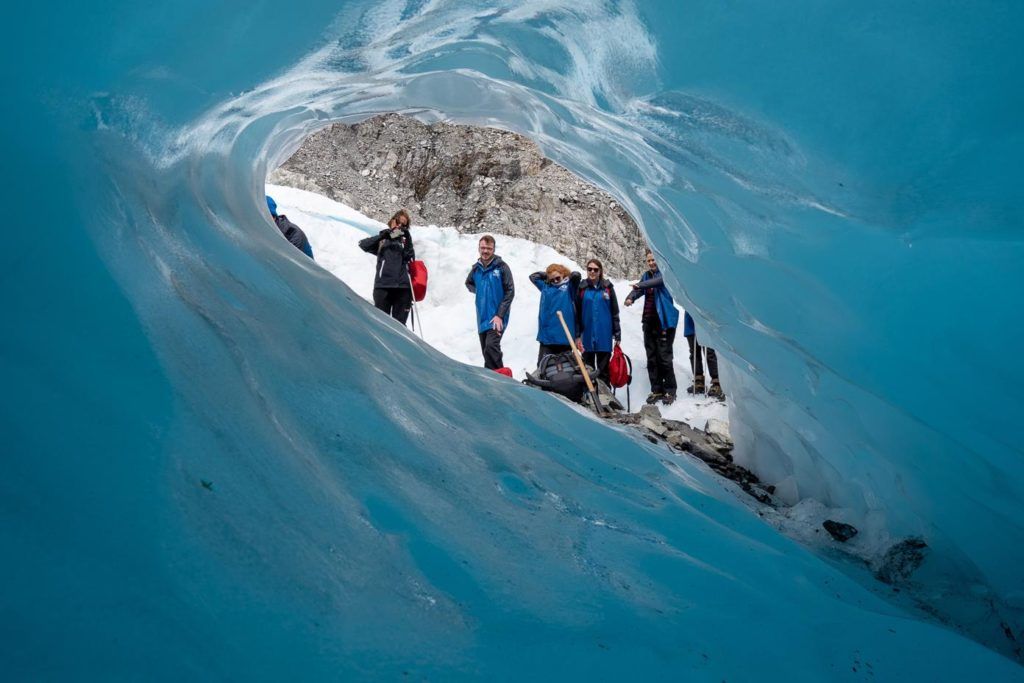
[524,352,596,403]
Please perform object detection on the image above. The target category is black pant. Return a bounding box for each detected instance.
[373,287,412,325]
[643,318,677,394]
[583,351,611,384]
[686,334,719,380]
[479,330,504,370]
[538,343,571,365]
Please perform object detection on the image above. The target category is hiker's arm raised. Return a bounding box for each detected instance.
[633,274,664,289]
[358,232,383,254]
[403,230,415,263]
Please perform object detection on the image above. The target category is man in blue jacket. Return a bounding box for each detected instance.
[465,235,515,370]
[624,251,680,404]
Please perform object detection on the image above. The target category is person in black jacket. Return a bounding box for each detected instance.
[359,209,415,325]
[267,196,314,259]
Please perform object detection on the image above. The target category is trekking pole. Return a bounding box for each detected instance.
[407,273,423,340]
[555,311,604,414]
[691,335,698,397]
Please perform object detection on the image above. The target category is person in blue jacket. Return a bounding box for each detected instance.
[465,235,515,370]
[575,258,621,384]
[684,311,725,399]
[529,263,582,364]
[624,251,680,405]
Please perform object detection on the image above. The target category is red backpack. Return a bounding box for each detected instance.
[608,345,632,388]
[409,260,428,302]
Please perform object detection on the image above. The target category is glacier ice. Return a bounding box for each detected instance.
[3,0,1023,678]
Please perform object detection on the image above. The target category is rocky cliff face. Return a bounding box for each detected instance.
[269,114,647,278]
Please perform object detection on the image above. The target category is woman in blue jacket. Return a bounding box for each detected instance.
[529,264,582,364]
[575,258,621,384]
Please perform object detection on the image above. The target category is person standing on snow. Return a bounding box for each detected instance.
[359,209,415,325]
[465,235,515,370]
[684,312,725,399]
[575,258,621,384]
[529,264,582,364]
[624,251,679,405]
[266,196,314,259]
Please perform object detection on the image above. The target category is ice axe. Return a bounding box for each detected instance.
[555,310,605,414]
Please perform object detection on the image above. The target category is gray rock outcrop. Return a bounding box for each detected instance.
[269,114,647,278]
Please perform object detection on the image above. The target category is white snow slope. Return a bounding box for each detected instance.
[267,184,728,430]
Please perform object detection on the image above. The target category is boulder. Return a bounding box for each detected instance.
[704,418,733,452]
[822,520,859,543]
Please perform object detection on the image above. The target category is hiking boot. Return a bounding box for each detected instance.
[708,379,725,400]
[661,393,677,405]
[645,391,664,405]
[686,375,706,395]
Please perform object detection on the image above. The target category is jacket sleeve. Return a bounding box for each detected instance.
[359,231,384,254]
[575,286,585,338]
[464,266,476,293]
[633,274,664,290]
[609,283,622,341]
[624,286,641,305]
[403,229,416,263]
[495,262,515,319]
[529,271,546,290]
[570,273,583,335]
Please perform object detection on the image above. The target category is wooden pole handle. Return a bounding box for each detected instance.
[555,310,598,398]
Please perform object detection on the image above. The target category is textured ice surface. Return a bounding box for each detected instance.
[4,0,1023,678]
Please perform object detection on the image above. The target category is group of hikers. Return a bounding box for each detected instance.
[265,195,724,405]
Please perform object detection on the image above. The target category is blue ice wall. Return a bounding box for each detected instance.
[2,0,1022,678]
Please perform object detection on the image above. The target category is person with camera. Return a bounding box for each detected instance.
[575,258,621,384]
[529,263,582,364]
[359,209,415,325]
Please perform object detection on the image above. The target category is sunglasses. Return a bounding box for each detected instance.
[587,267,600,272]
[549,276,564,284]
